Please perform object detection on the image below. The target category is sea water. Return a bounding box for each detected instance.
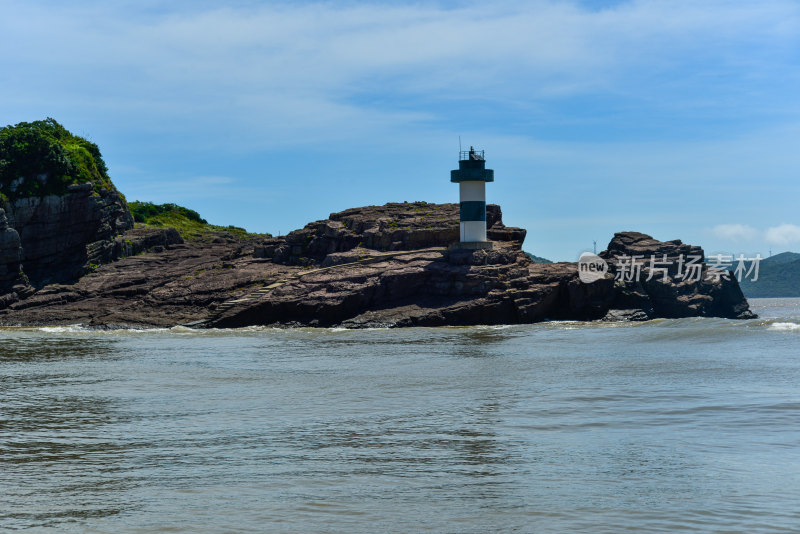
[2,299,799,533]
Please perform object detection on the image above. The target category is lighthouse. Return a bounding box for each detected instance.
[450,146,494,248]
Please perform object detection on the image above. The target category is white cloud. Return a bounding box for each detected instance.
[712,224,759,241]
[1,0,799,149]
[3,0,800,260]
[765,224,800,245]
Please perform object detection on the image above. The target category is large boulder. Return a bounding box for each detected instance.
[600,231,755,319]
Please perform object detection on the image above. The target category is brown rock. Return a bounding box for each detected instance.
[0,208,755,328]
[600,231,755,319]
[0,208,29,300]
[263,202,526,265]
[3,184,133,287]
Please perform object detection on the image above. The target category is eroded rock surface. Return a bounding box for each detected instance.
[209,225,755,328]
[4,184,133,286]
[0,208,29,307]
[211,243,616,328]
[601,231,755,320]
[0,203,755,328]
[256,202,526,265]
[0,228,270,325]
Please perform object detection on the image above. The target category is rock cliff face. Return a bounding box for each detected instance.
[3,184,133,287]
[0,209,27,298]
[0,119,135,288]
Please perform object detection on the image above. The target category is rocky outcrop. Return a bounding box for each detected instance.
[0,204,755,328]
[3,183,133,287]
[0,224,183,312]
[600,231,755,320]
[255,202,526,265]
[1,119,138,286]
[210,243,616,328]
[207,228,754,328]
[110,226,184,259]
[0,229,267,326]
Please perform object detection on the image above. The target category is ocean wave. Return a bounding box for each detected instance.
[26,324,378,338]
[36,325,89,334]
[4,314,797,338]
[768,322,800,332]
[35,324,174,335]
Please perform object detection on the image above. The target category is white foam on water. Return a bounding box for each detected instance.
[36,325,173,336]
[768,322,800,332]
[37,325,87,334]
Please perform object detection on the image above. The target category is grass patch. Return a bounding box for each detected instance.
[129,201,264,241]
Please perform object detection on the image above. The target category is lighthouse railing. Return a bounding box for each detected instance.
[459,150,484,161]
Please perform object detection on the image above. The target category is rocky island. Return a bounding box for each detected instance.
[0,119,755,328]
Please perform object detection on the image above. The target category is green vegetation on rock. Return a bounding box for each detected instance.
[129,201,263,241]
[0,118,117,202]
[130,201,207,225]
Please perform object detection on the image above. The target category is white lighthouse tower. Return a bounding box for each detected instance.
[451,146,494,249]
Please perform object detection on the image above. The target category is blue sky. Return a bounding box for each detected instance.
[2,0,799,261]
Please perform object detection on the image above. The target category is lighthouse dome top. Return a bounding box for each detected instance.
[451,146,494,183]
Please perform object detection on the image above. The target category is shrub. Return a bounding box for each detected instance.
[0,118,113,200]
[128,201,207,224]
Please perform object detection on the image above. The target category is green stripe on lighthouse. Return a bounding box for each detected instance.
[460,201,486,222]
